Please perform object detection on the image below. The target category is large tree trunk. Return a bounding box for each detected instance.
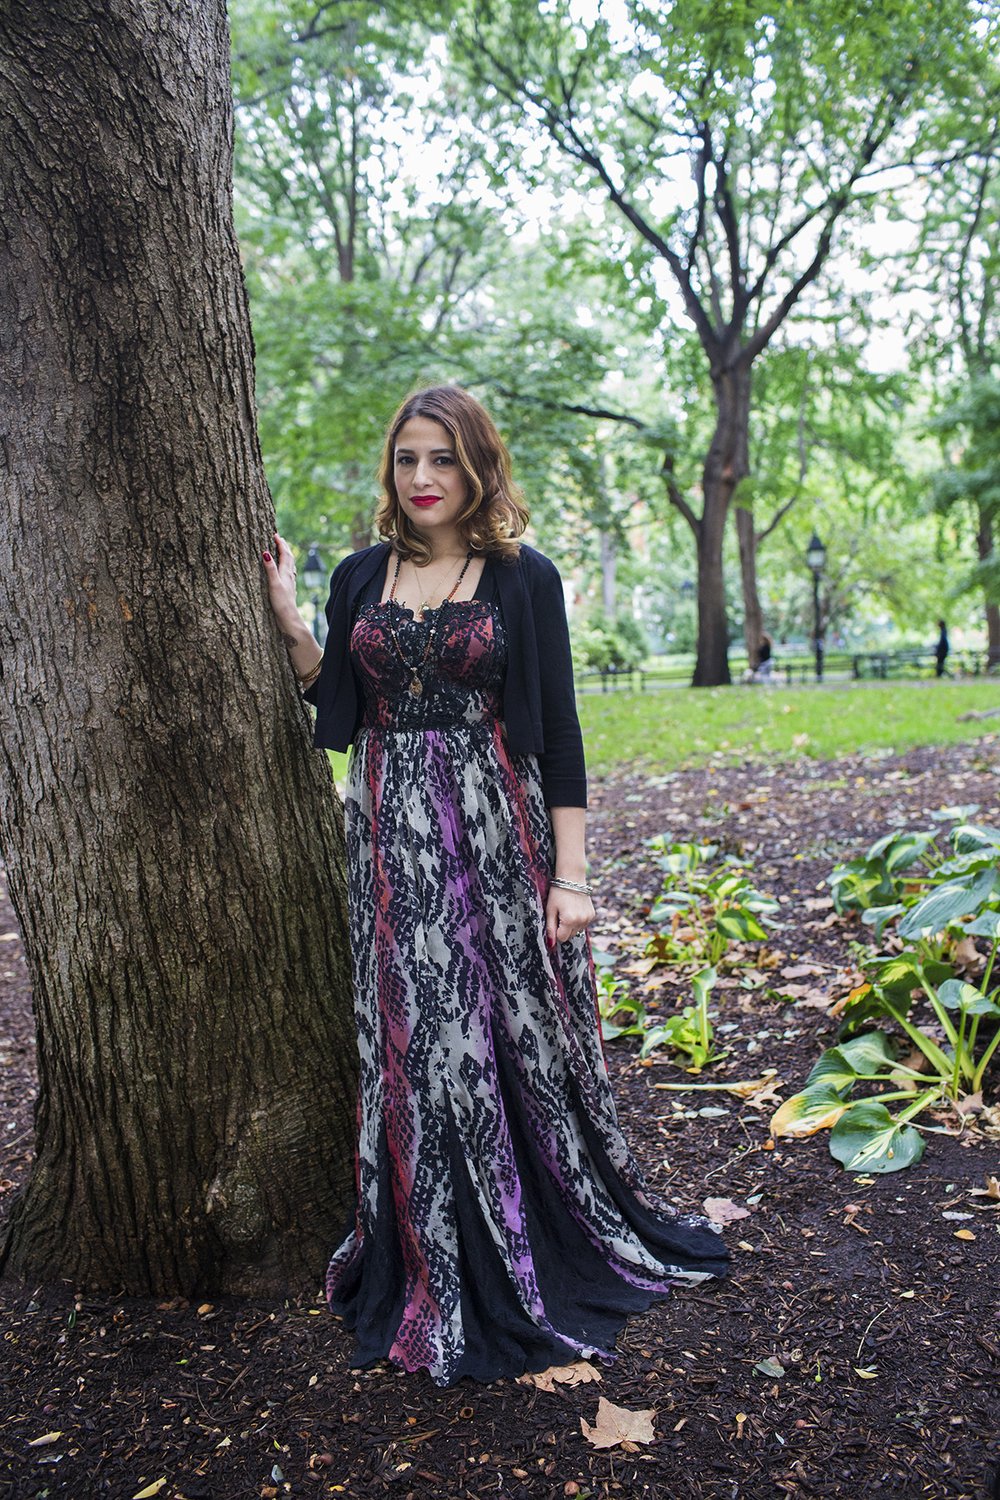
[978,506,1000,669]
[0,0,357,1296]
[693,365,750,686]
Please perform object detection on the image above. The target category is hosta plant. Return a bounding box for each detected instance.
[775,821,1000,1173]
[644,839,780,970]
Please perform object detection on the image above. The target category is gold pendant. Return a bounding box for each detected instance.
[409,674,423,697]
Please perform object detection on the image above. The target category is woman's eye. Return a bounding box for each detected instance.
[435,456,455,466]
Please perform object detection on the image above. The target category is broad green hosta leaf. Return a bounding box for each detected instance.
[898,870,998,940]
[930,805,979,824]
[936,979,1000,1018]
[964,911,1000,939]
[829,859,895,914]
[600,1017,645,1040]
[715,907,769,941]
[829,1101,926,1173]
[866,829,937,872]
[861,903,904,940]
[951,823,1000,855]
[865,952,952,993]
[935,850,1000,879]
[770,1084,851,1138]
[806,1033,897,1092]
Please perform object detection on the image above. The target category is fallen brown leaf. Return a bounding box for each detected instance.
[518,1361,602,1391]
[580,1397,656,1450]
[703,1197,751,1226]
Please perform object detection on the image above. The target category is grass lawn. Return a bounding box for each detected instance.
[577,677,1000,777]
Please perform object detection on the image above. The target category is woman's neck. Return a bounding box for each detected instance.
[411,530,468,563]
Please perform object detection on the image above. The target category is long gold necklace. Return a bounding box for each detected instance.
[386,550,473,697]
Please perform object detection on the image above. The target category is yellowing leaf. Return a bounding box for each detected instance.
[853,1367,879,1380]
[770,1087,849,1138]
[580,1397,656,1450]
[132,1481,167,1499]
[518,1361,602,1391]
[954,1229,976,1241]
[27,1432,62,1447]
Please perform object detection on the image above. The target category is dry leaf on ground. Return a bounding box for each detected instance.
[580,1397,656,1450]
[703,1196,751,1226]
[517,1361,602,1391]
[970,1175,1000,1201]
[793,989,833,1010]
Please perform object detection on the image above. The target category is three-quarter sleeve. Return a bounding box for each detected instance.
[531,557,587,808]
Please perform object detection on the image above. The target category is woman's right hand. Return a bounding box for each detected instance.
[261,530,299,623]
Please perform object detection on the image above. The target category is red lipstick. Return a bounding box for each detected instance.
[410,495,441,508]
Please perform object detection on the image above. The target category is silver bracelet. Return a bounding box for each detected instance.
[550,876,595,897]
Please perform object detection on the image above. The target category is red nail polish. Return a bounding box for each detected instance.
[263,551,272,562]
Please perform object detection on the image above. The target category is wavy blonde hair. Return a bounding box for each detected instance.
[374,386,529,564]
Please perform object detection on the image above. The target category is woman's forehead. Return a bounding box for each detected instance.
[395,415,454,450]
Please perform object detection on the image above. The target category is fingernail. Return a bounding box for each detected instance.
[263,551,272,562]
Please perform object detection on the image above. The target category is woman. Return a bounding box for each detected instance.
[262,386,727,1387]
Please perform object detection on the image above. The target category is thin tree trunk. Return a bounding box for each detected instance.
[736,504,763,669]
[693,365,750,686]
[0,0,357,1296]
[978,506,1000,669]
[599,530,617,618]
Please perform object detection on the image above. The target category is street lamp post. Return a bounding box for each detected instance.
[806,532,826,682]
[302,543,326,646]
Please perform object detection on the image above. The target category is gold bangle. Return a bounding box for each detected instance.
[297,656,323,691]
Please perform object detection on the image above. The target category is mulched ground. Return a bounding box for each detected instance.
[2,737,1000,1500]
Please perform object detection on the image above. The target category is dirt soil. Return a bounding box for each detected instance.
[2,738,1000,1500]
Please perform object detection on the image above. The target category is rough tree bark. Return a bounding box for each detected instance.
[0,0,358,1296]
[691,366,752,686]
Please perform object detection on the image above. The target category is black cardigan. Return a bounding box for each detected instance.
[302,541,587,807]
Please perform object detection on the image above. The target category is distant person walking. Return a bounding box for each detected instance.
[754,633,774,683]
[935,619,950,678]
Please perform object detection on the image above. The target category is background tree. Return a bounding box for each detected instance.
[900,71,1000,664]
[0,0,356,1295]
[450,0,990,684]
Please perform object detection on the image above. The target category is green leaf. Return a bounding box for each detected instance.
[898,870,998,939]
[866,829,936,872]
[951,823,1000,855]
[600,1019,645,1040]
[692,966,717,1006]
[936,979,1000,1017]
[806,1032,896,1091]
[964,911,1000,938]
[930,805,980,824]
[715,908,768,941]
[860,903,904,939]
[934,850,1000,878]
[829,1101,926,1173]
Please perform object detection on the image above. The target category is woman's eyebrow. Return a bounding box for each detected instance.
[395,445,455,455]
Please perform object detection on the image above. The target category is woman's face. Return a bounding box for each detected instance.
[393,416,469,543]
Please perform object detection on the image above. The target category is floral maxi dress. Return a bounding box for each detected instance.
[325,592,728,1386]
